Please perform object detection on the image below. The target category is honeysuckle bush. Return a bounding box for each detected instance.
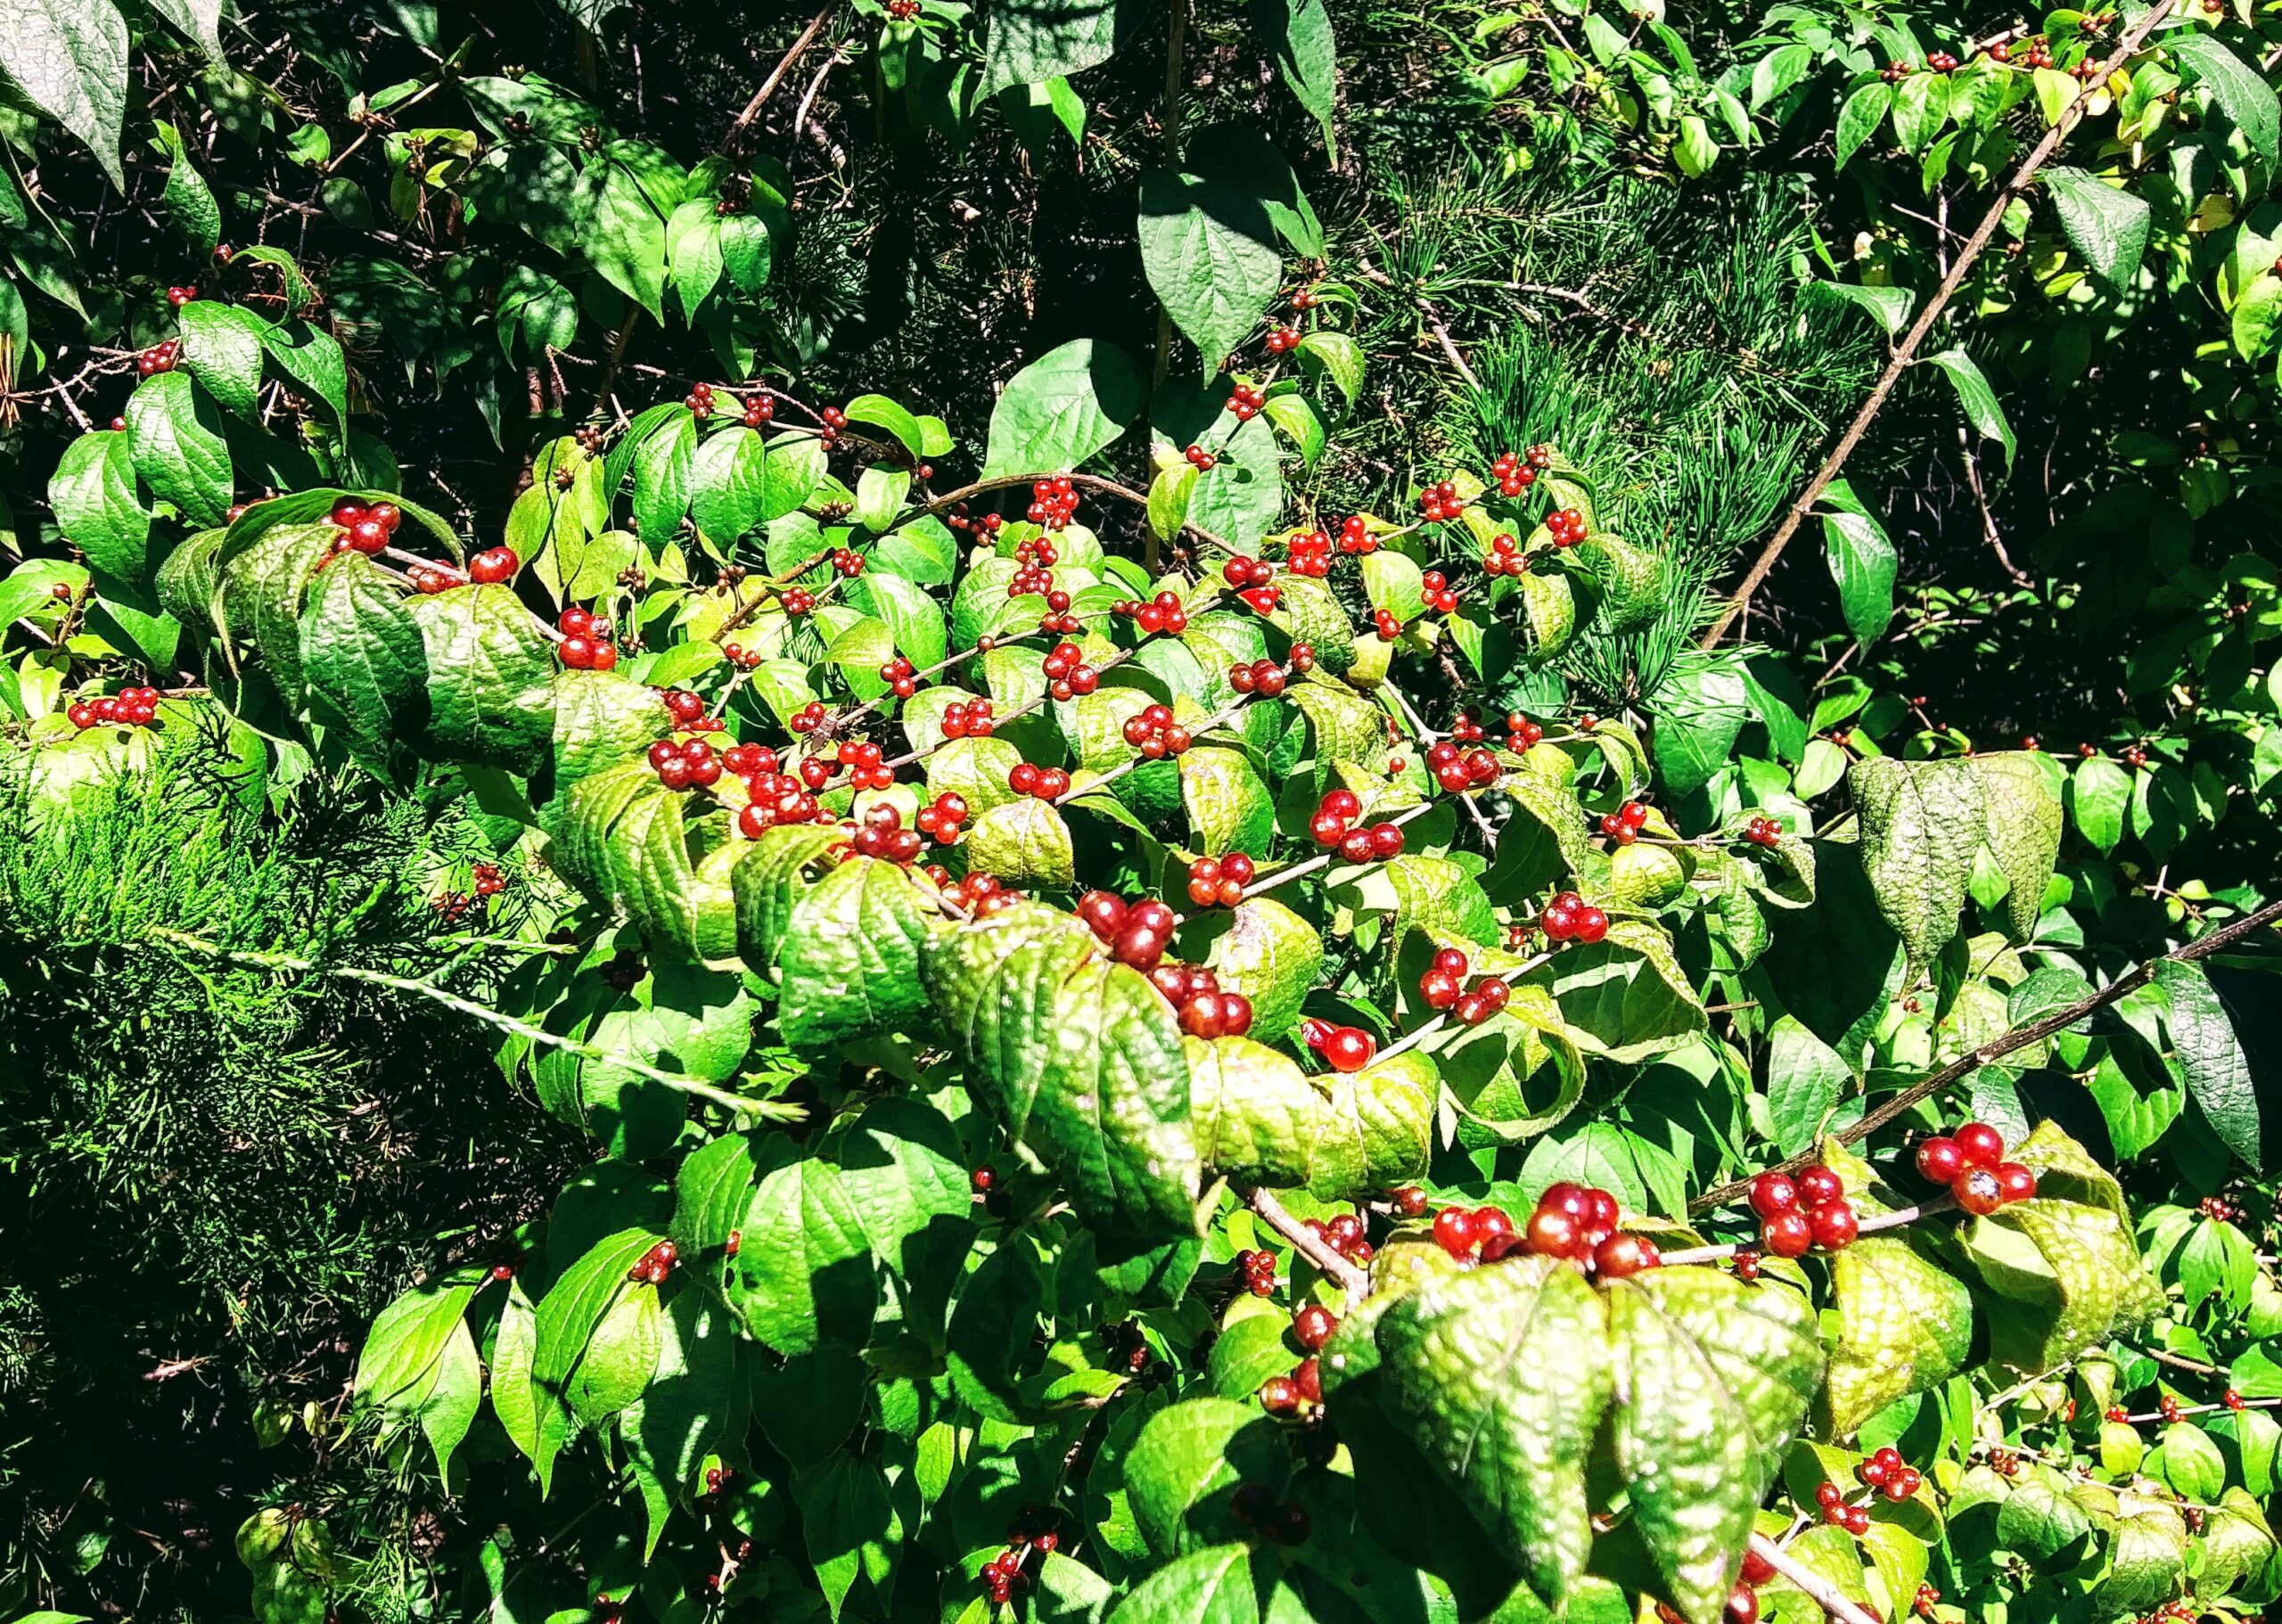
[8,280,2281,1624]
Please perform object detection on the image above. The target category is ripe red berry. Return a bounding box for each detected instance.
[1955,1121,2005,1169]
[1432,1206,1478,1258]
[1994,1161,2038,1204]
[1725,1579,1760,1624]
[468,545,519,584]
[1321,1026,1375,1072]
[1795,1166,1844,1208]
[1954,1166,2005,1217]
[1292,1303,1336,1349]
[1761,1210,1813,1258]
[1523,1204,1580,1259]
[1809,1200,1859,1251]
[1259,1375,1301,1414]
[1915,1136,1965,1185]
[1747,1172,1799,1218]
[1592,1232,1660,1279]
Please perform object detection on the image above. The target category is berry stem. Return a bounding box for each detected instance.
[1243,1185,1367,1302]
[1659,1193,1955,1267]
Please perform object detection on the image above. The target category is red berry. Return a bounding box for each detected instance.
[1915,1136,1965,1185]
[1809,1200,1859,1251]
[1954,1166,2004,1217]
[1523,1204,1580,1259]
[1592,1233,1659,1279]
[1955,1121,2005,1169]
[1432,1207,1478,1258]
[1795,1165,1844,1208]
[1761,1210,1813,1258]
[1746,1173,1799,1218]
[1292,1304,1336,1349]
[1994,1161,2038,1204]
[1322,1026,1375,1072]
[468,545,519,584]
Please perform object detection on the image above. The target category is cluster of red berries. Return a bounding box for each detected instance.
[1373,607,1404,641]
[1418,570,1460,614]
[1539,890,1611,945]
[938,698,997,739]
[1265,325,1301,353]
[926,871,1015,915]
[1078,892,1175,971]
[1445,710,1488,743]
[1857,1445,1924,1500]
[1229,382,1264,420]
[1233,1247,1281,1297]
[69,687,162,729]
[1544,508,1588,548]
[402,560,461,593]
[658,688,722,731]
[1434,1184,1663,1279]
[1482,532,1528,577]
[948,505,1005,541]
[1157,964,1254,1038]
[2012,38,2056,69]
[826,548,862,579]
[829,739,897,791]
[472,862,506,898]
[1506,712,1545,751]
[1417,480,1465,522]
[1108,591,1184,637]
[136,339,181,375]
[2123,744,2149,768]
[1261,1302,1339,1415]
[1300,1019,1377,1073]
[1335,515,1380,554]
[1328,814,1407,865]
[326,496,404,556]
[1220,555,1276,594]
[1810,1478,1876,1537]
[1490,449,1539,496]
[1417,947,1512,1025]
[1599,800,1650,844]
[977,1518,1056,1606]
[650,737,727,791]
[628,1239,678,1284]
[1748,1166,1859,1257]
[788,701,831,734]
[1925,49,1960,70]
[468,545,519,585]
[849,803,926,865]
[1120,703,1194,759]
[880,655,920,698]
[1040,641,1101,700]
[2201,1194,2238,1221]
[1879,59,1915,81]
[1006,761,1071,800]
[1280,529,1334,578]
[1185,853,1255,908]
[1182,444,1217,471]
[557,605,620,670]
[686,381,717,418]
[1227,659,1291,700]
[740,392,776,428]
[1027,477,1079,529]
[165,284,197,308]
[1742,815,1781,848]
[781,586,817,616]
[1913,1581,1941,1619]
[1427,739,1501,794]
[913,791,968,843]
[1305,788,1364,849]
[1914,1121,2037,1216]
[1303,1210,1375,1266]
[733,763,825,837]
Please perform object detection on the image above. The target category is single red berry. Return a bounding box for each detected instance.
[1810,1200,1859,1251]
[1954,1166,2005,1217]
[1747,1172,1799,1218]
[1761,1210,1813,1259]
[1955,1121,2005,1169]
[1915,1136,1965,1185]
[1592,1232,1659,1279]
[1523,1204,1580,1259]
[1322,1026,1375,1072]
[1994,1161,2038,1204]
[1292,1304,1336,1349]
[1432,1206,1479,1258]
[1795,1166,1844,1208]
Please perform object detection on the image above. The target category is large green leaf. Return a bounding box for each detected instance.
[1967,752,2061,940]
[1920,348,2015,469]
[981,0,1139,94]
[299,552,429,746]
[47,430,151,586]
[1186,1036,1432,1197]
[1820,1236,1973,1436]
[1250,0,1337,154]
[982,340,1146,479]
[732,1153,877,1354]
[1960,1195,2159,1375]
[127,371,234,526]
[2170,33,2281,164]
[177,300,268,420]
[1818,481,1895,647]
[1124,1397,1293,1559]
[777,856,939,1050]
[1201,897,1322,1044]
[1,0,128,187]
[733,822,845,970]
[921,903,1201,1236]
[1179,745,1274,857]
[530,1226,662,1477]
[1605,1267,1823,1624]
[1851,755,1983,974]
[1138,169,1285,376]
[2042,167,2151,293]
[966,795,1078,887]
[404,585,557,775]
[1370,1255,1612,1607]
[2155,960,2261,1171]
[1102,1543,1261,1624]
[1528,918,1705,1062]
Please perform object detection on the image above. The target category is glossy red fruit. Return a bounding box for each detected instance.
[1954,1120,2005,1169]
[1592,1232,1660,1279]
[1292,1304,1336,1350]
[1391,1185,1429,1218]
[1322,1026,1375,1072]
[1473,1207,1514,1245]
[1796,1165,1844,1208]
[1740,1549,1776,1587]
[1432,1207,1478,1258]
[1761,1210,1813,1258]
[1747,1172,1799,1218]
[1809,1200,1859,1251]
[1915,1136,1965,1185]
[1259,1375,1301,1414]
[1077,890,1128,939]
[1954,1166,2004,1217]
[1994,1161,2038,1204]
[468,545,519,584]
[1293,1357,1323,1403]
[1523,1204,1580,1259]
[1724,1579,1760,1624]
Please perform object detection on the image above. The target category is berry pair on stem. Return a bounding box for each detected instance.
[328,496,404,556]
[1539,890,1610,945]
[1006,761,1071,800]
[1427,740,1500,793]
[1600,800,1650,843]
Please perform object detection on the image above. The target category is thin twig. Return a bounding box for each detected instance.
[1749,1533,1880,1624]
[726,4,838,144]
[1700,0,2181,647]
[1690,896,2282,1212]
[1244,1185,1368,1300]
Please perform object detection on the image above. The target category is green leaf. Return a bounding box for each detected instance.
[531,1227,661,1436]
[146,0,222,52]
[920,902,1201,1236]
[848,570,948,671]
[0,0,128,187]
[1251,0,1337,154]
[1605,1268,1824,1624]
[1528,917,1705,1062]
[404,585,557,775]
[1851,755,1984,974]
[1103,1543,1260,1624]
[1649,657,1751,799]
[259,321,350,426]
[1890,70,1944,154]
[665,198,724,316]
[355,1275,479,1419]
[1820,1236,1973,1436]
[983,340,1147,479]
[777,856,938,1051]
[1818,497,1895,646]
[497,264,579,362]
[1180,745,1274,857]
[47,431,151,586]
[733,822,844,970]
[1766,1016,1846,1157]
[1967,752,2062,940]
[967,795,1078,887]
[1295,331,1364,404]
[1186,1036,1432,1197]
[1148,462,1199,539]
[152,120,221,255]
[1369,1255,1612,1607]
[2170,33,2281,164]
[1140,169,1285,377]
[587,154,671,322]
[1201,896,1322,1044]
[2070,755,2130,853]
[795,1453,903,1620]
[688,424,769,545]
[1835,80,1892,167]
[1919,348,2015,469]
[731,1154,877,1355]
[1809,279,1915,337]
[533,958,744,1155]
[2155,959,2261,1171]
[1960,1196,2159,1375]
[2042,167,2151,292]
[127,371,234,527]
[177,301,268,420]
[1125,1398,1292,1558]
[299,552,429,745]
